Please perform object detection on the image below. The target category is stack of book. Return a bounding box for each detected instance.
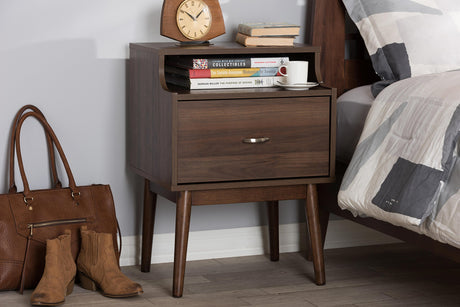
[235,23,300,47]
[165,56,289,90]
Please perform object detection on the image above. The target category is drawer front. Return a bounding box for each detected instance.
[176,97,330,184]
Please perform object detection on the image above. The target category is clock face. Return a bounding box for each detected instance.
[176,0,212,40]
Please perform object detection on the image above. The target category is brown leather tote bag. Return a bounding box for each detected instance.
[0,108,120,292]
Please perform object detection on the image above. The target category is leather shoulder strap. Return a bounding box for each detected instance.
[9,105,61,193]
[15,112,79,199]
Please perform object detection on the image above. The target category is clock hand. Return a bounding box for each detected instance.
[185,11,196,21]
[196,9,204,19]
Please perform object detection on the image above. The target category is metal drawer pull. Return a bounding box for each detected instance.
[242,137,270,144]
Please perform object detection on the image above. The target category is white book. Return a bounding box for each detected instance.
[189,76,284,89]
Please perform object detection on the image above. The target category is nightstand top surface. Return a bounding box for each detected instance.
[129,42,321,55]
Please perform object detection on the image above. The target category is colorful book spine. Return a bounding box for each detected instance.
[189,76,284,89]
[188,67,280,78]
[169,57,289,69]
[201,57,289,69]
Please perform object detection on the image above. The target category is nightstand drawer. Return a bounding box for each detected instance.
[176,97,331,184]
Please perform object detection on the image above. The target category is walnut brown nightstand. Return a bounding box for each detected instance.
[127,42,336,297]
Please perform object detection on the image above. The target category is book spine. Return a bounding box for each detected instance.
[250,57,289,68]
[189,76,284,89]
[236,33,295,47]
[191,57,289,69]
[188,69,211,78]
[188,67,280,78]
[193,58,250,69]
[237,23,301,37]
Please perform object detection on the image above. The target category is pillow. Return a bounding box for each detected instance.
[342,0,460,96]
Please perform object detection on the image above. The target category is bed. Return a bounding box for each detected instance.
[306,0,460,262]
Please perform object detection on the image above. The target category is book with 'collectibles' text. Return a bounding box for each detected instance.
[166,56,289,69]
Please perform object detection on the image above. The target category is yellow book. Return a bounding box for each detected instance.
[235,33,295,47]
[187,67,279,78]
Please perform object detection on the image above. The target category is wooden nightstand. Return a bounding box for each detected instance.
[128,42,336,297]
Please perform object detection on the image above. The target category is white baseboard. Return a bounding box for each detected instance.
[119,219,400,266]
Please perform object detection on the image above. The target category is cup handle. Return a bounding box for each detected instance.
[278,65,287,76]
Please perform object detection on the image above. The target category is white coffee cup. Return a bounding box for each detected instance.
[278,61,309,85]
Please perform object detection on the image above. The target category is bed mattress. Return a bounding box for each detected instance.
[336,85,374,163]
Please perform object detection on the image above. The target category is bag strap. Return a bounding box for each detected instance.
[9,105,62,193]
[15,112,80,201]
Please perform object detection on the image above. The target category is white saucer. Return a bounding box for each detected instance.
[276,81,319,90]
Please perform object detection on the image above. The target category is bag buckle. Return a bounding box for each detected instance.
[23,196,34,211]
[71,191,81,199]
[71,191,81,206]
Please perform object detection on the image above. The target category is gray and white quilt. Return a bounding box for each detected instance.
[338,70,460,248]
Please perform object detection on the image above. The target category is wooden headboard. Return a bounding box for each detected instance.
[305,0,379,96]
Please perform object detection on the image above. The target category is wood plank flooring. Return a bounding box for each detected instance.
[2,244,459,306]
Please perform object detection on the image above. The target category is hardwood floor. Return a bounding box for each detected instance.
[3,244,459,306]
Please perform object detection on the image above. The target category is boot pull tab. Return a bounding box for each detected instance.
[89,232,98,266]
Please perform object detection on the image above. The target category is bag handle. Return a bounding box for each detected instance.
[15,112,80,202]
[9,105,62,193]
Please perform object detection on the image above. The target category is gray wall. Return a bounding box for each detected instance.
[0,0,310,236]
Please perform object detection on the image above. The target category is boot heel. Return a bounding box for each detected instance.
[78,271,97,291]
[66,277,75,295]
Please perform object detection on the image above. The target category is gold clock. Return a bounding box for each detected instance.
[176,0,212,40]
[161,0,225,43]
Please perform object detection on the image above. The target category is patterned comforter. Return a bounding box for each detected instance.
[338,70,460,248]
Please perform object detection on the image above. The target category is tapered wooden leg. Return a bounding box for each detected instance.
[267,200,279,261]
[141,179,157,272]
[305,199,330,262]
[173,191,192,298]
[305,184,325,285]
[305,222,313,262]
[318,200,330,250]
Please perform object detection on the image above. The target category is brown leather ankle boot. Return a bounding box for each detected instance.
[76,226,143,298]
[30,230,76,306]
